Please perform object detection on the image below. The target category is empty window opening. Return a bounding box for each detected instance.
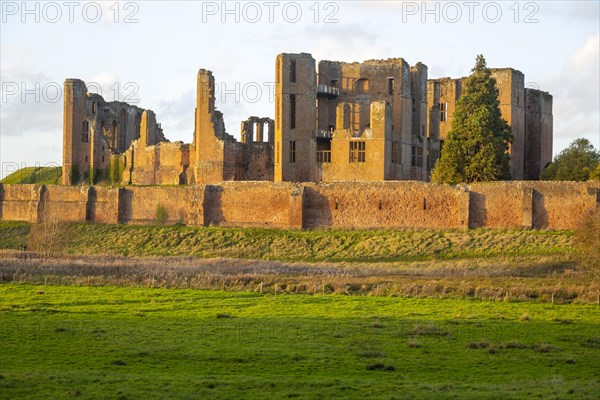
[440,103,448,122]
[378,200,382,210]
[411,146,424,167]
[316,138,331,163]
[290,59,297,83]
[81,121,89,143]
[289,140,296,163]
[112,120,119,150]
[92,102,96,114]
[391,140,401,164]
[349,141,366,163]
[355,78,370,94]
[119,109,127,152]
[290,94,296,130]
[423,198,427,210]
[334,200,338,210]
[387,78,394,95]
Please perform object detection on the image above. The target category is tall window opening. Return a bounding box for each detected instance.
[349,141,366,163]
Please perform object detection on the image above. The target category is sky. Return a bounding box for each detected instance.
[1,0,599,178]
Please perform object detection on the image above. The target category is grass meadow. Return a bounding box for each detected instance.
[1,284,599,399]
[0,222,598,398]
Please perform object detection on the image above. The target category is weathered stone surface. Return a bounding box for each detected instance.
[62,53,552,186]
[3,181,595,230]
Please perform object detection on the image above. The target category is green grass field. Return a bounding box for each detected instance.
[0,222,597,398]
[0,284,599,399]
[0,167,62,185]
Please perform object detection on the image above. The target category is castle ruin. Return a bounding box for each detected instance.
[62,53,553,186]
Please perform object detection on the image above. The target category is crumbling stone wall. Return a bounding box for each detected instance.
[87,187,120,224]
[469,182,531,228]
[326,101,394,181]
[0,184,43,222]
[63,70,274,187]
[275,55,429,183]
[42,186,89,223]
[3,182,595,230]
[204,181,301,228]
[303,181,468,229]
[62,80,166,185]
[531,182,598,229]
[62,54,551,186]
[118,186,204,226]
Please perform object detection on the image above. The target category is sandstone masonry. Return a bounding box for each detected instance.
[1,181,598,230]
[62,53,553,184]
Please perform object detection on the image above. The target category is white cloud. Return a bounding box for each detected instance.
[0,69,62,137]
[542,33,600,151]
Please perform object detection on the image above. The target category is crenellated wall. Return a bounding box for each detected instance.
[1,181,598,230]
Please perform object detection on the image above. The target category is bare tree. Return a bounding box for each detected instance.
[28,211,69,258]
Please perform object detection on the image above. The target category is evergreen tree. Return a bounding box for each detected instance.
[431,55,512,184]
[541,138,600,181]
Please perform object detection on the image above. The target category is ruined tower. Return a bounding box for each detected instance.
[525,89,553,179]
[62,79,87,185]
[194,69,223,184]
[490,68,525,180]
[274,53,317,182]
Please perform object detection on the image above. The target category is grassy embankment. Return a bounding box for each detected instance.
[0,167,61,185]
[1,222,596,302]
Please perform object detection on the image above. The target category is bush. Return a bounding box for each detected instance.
[27,218,69,258]
[574,208,600,280]
[156,204,169,225]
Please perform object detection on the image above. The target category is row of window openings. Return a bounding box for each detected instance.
[285,141,423,167]
[289,60,396,96]
[334,198,428,211]
[81,120,119,143]
[287,72,442,127]
[286,141,366,164]
[291,97,430,135]
[83,153,106,164]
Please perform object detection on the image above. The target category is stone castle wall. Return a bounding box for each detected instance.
[1,181,597,230]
